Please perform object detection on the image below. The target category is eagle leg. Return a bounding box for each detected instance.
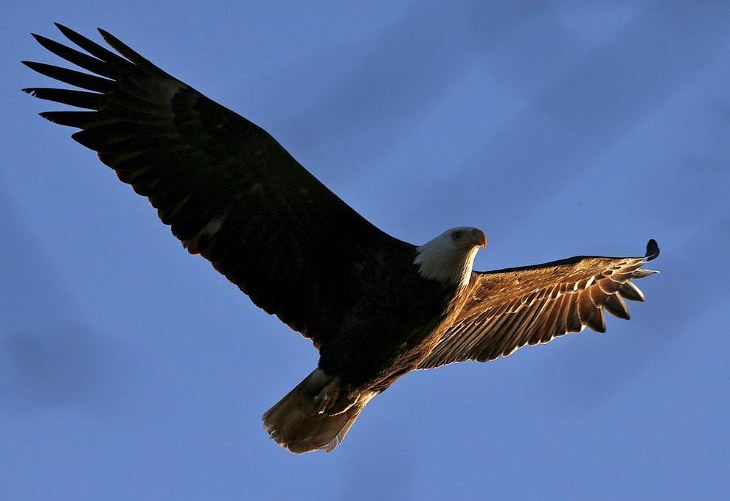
[314,376,341,414]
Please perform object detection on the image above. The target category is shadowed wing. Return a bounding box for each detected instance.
[23,24,412,347]
[419,240,659,369]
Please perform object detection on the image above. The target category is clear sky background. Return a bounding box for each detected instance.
[2,1,729,499]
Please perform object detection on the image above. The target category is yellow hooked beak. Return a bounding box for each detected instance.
[471,228,487,249]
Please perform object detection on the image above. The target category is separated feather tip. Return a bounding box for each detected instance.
[645,239,659,261]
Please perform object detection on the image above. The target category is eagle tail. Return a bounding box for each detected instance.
[262,368,372,454]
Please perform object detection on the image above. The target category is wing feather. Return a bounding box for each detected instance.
[564,295,584,334]
[418,241,659,369]
[25,25,413,348]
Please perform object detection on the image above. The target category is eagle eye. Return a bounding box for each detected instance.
[451,231,462,241]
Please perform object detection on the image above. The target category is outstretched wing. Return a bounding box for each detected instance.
[23,24,413,347]
[419,240,659,369]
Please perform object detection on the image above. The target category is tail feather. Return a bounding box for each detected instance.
[262,368,373,454]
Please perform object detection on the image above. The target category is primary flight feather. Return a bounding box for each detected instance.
[24,24,660,454]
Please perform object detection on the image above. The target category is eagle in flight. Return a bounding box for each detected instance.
[24,24,660,454]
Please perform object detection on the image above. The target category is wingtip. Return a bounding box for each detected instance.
[97,27,112,40]
[20,60,43,72]
[97,28,117,47]
[38,111,55,122]
[30,32,56,49]
[53,22,74,38]
[645,239,659,261]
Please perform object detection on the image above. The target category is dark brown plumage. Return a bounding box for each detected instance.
[24,25,660,454]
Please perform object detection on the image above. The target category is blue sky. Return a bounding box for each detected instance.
[2,1,729,499]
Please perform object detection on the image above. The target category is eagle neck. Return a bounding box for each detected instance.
[414,243,479,289]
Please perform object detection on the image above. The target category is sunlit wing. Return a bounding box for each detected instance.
[419,240,659,369]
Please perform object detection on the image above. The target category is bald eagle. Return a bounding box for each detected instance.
[24,24,659,454]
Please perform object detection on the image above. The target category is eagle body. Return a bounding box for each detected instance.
[318,255,463,391]
[24,25,661,454]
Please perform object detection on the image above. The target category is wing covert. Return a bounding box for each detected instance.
[24,24,413,347]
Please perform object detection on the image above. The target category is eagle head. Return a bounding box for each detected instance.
[414,227,486,288]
